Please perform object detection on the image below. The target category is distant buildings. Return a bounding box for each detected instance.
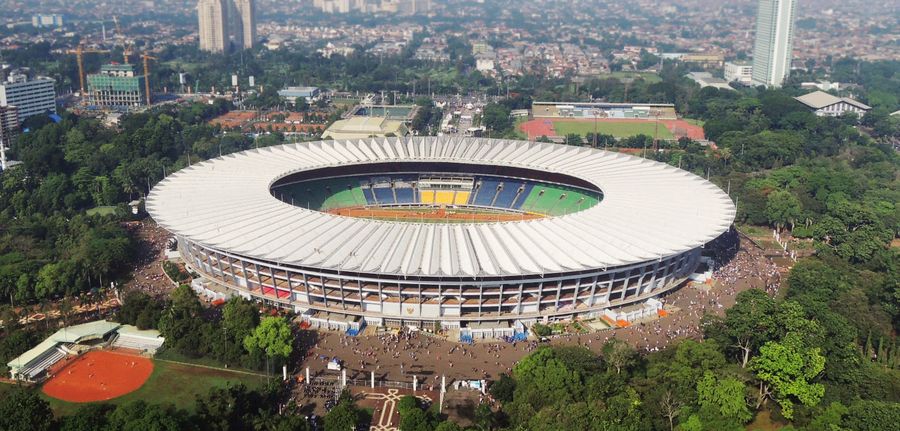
[31,14,64,28]
[724,61,753,85]
[751,0,797,87]
[86,64,146,110]
[312,0,431,15]
[794,91,871,117]
[0,71,57,120]
[197,0,256,53]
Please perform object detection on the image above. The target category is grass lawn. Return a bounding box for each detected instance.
[606,71,663,84]
[684,118,706,127]
[42,359,268,416]
[553,120,674,139]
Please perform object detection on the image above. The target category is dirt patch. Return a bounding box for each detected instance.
[42,350,153,403]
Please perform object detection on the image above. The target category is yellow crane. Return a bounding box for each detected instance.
[112,16,132,63]
[141,54,157,106]
[66,44,111,97]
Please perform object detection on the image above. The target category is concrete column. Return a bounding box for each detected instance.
[282,365,287,381]
[413,375,417,392]
[305,366,310,383]
[439,375,446,413]
[341,368,347,389]
[588,275,599,307]
[371,371,375,388]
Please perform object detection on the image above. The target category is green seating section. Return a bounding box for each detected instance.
[276,178,367,211]
[520,185,600,216]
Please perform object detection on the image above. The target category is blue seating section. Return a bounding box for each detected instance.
[473,178,501,206]
[493,181,523,208]
[363,187,377,205]
[395,188,415,204]
[373,187,395,205]
[510,183,534,209]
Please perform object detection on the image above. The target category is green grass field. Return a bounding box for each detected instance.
[41,359,268,416]
[606,71,663,84]
[553,121,674,139]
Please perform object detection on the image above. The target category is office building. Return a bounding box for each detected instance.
[31,14,64,28]
[751,0,797,87]
[197,0,256,53]
[86,64,146,110]
[0,71,57,119]
[724,61,753,85]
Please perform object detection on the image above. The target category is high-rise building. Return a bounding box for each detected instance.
[0,106,17,171]
[751,0,797,87]
[0,71,57,119]
[198,0,228,53]
[197,0,255,53]
[86,64,146,110]
[232,0,256,50]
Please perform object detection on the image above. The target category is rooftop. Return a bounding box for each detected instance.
[147,138,735,278]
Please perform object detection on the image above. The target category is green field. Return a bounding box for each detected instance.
[553,120,674,139]
[41,359,268,416]
[606,71,663,84]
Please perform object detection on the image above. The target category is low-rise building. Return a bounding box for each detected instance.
[686,72,735,91]
[278,86,321,103]
[321,116,409,140]
[794,91,871,117]
[724,61,753,85]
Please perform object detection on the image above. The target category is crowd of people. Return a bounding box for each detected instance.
[124,221,177,297]
[297,231,787,389]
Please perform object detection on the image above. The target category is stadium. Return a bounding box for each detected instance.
[147,137,734,337]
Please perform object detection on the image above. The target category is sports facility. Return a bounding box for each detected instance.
[147,137,734,335]
[521,101,705,141]
[42,350,153,403]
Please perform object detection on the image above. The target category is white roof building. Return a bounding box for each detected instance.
[794,91,871,117]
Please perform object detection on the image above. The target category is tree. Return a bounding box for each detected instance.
[601,339,636,375]
[474,403,494,431]
[716,289,779,368]
[750,333,825,419]
[765,190,803,231]
[489,373,516,403]
[842,400,900,431]
[696,371,751,427]
[243,316,293,376]
[324,400,359,431]
[0,388,55,431]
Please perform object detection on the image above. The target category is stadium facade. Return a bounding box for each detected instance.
[147,137,734,331]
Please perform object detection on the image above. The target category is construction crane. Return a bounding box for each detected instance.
[141,54,157,106]
[66,44,111,97]
[112,16,132,64]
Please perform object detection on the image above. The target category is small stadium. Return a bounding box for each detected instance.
[147,137,734,341]
[520,101,706,141]
[5,319,265,410]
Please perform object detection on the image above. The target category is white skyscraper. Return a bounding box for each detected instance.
[751,0,797,87]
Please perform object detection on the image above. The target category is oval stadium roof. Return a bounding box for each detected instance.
[146,137,735,278]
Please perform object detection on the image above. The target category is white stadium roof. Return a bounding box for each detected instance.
[147,137,735,278]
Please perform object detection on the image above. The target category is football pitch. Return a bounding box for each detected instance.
[552,120,675,139]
